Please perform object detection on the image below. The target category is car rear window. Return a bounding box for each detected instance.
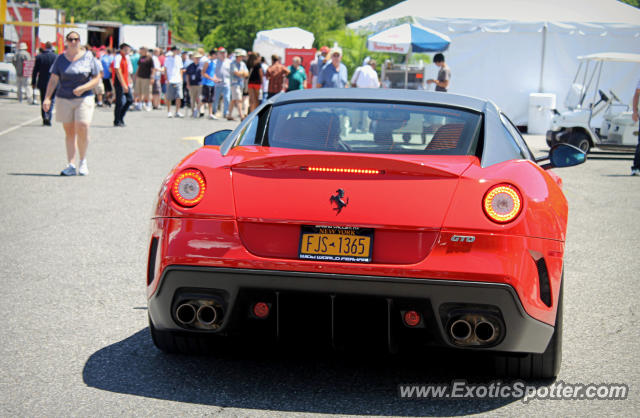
[265,101,482,155]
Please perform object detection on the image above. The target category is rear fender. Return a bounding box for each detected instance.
[153,146,237,218]
[442,159,568,241]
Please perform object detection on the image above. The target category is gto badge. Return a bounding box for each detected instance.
[451,235,476,243]
[330,189,349,214]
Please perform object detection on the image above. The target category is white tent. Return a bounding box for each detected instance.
[348,0,640,126]
[252,27,314,65]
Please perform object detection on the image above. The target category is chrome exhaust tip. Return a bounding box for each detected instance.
[196,304,218,326]
[474,320,496,343]
[176,303,197,325]
[450,319,472,341]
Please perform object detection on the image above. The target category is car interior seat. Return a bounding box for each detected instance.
[425,123,464,151]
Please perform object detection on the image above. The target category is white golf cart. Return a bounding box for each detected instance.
[0,62,17,96]
[546,52,640,153]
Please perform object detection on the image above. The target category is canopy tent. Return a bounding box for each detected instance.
[349,0,640,126]
[368,23,450,88]
[252,27,314,65]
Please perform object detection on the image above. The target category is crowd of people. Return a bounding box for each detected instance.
[83,43,376,123]
[22,31,453,176]
[26,38,395,127]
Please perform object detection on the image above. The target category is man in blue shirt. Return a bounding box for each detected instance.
[201,49,217,119]
[318,47,348,88]
[213,47,232,119]
[100,48,114,106]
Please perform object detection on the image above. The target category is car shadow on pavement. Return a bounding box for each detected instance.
[8,172,63,177]
[81,328,550,415]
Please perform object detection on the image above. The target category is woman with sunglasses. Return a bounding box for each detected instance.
[43,31,102,176]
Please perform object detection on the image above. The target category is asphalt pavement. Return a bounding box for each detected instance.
[0,96,638,416]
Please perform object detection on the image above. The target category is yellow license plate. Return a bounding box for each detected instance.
[299,226,373,263]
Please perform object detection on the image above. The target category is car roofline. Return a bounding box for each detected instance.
[271,88,488,113]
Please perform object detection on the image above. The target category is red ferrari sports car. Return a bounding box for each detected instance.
[147,89,585,379]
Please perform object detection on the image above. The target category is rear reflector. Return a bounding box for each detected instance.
[302,166,384,175]
[253,302,270,319]
[403,310,421,327]
[171,169,206,207]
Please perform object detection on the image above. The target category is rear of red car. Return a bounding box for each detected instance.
[147,95,566,378]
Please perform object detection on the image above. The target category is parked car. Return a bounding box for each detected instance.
[147,89,585,379]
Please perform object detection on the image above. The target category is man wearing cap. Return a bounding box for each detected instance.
[310,46,329,89]
[201,49,217,119]
[164,46,184,118]
[101,48,115,106]
[213,48,232,119]
[318,47,348,89]
[229,49,248,120]
[113,43,133,126]
[12,42,32,103]
[134,47,154,111]
[186,53,203,118]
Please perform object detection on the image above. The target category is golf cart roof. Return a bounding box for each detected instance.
[577,52,640,63]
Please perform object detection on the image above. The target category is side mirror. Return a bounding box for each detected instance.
[538,143,586,169]
[204,129,232,146]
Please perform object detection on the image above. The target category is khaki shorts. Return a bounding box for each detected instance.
[188,85,202,103]
[231,85,243,101]
[55,96,95,124]
[94,80,105,95]
[135,77,152,97]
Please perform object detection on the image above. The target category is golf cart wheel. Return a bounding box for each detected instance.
[569,132,591,153]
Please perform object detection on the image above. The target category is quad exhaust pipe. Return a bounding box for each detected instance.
[474,320,496,343]
[450,319,472,341]
[448,315,499,346]
[196,305,218,326]
[175,301,222,328]
[176,303,197,325]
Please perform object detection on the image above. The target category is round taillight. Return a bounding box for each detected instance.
[483,184,522,223]
[171,169,206,207]
[403,310,421,327]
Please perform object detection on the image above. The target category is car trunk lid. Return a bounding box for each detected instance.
[229,147,475,263]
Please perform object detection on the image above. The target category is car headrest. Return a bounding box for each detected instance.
[272,112,341,150]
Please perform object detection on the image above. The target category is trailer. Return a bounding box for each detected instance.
[64,21,169,50]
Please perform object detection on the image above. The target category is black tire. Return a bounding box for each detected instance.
[569,133,591,154]
[494,278,563,379]
[149,316,212,355]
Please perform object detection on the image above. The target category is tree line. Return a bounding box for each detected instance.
[39,0,401,50]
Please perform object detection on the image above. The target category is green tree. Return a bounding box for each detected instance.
[86,0,122,21]
[338,0,399,24]
[39,0,404,47]
[202,0,343,51]
[619,0,639,7]
[317,27,400,76]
